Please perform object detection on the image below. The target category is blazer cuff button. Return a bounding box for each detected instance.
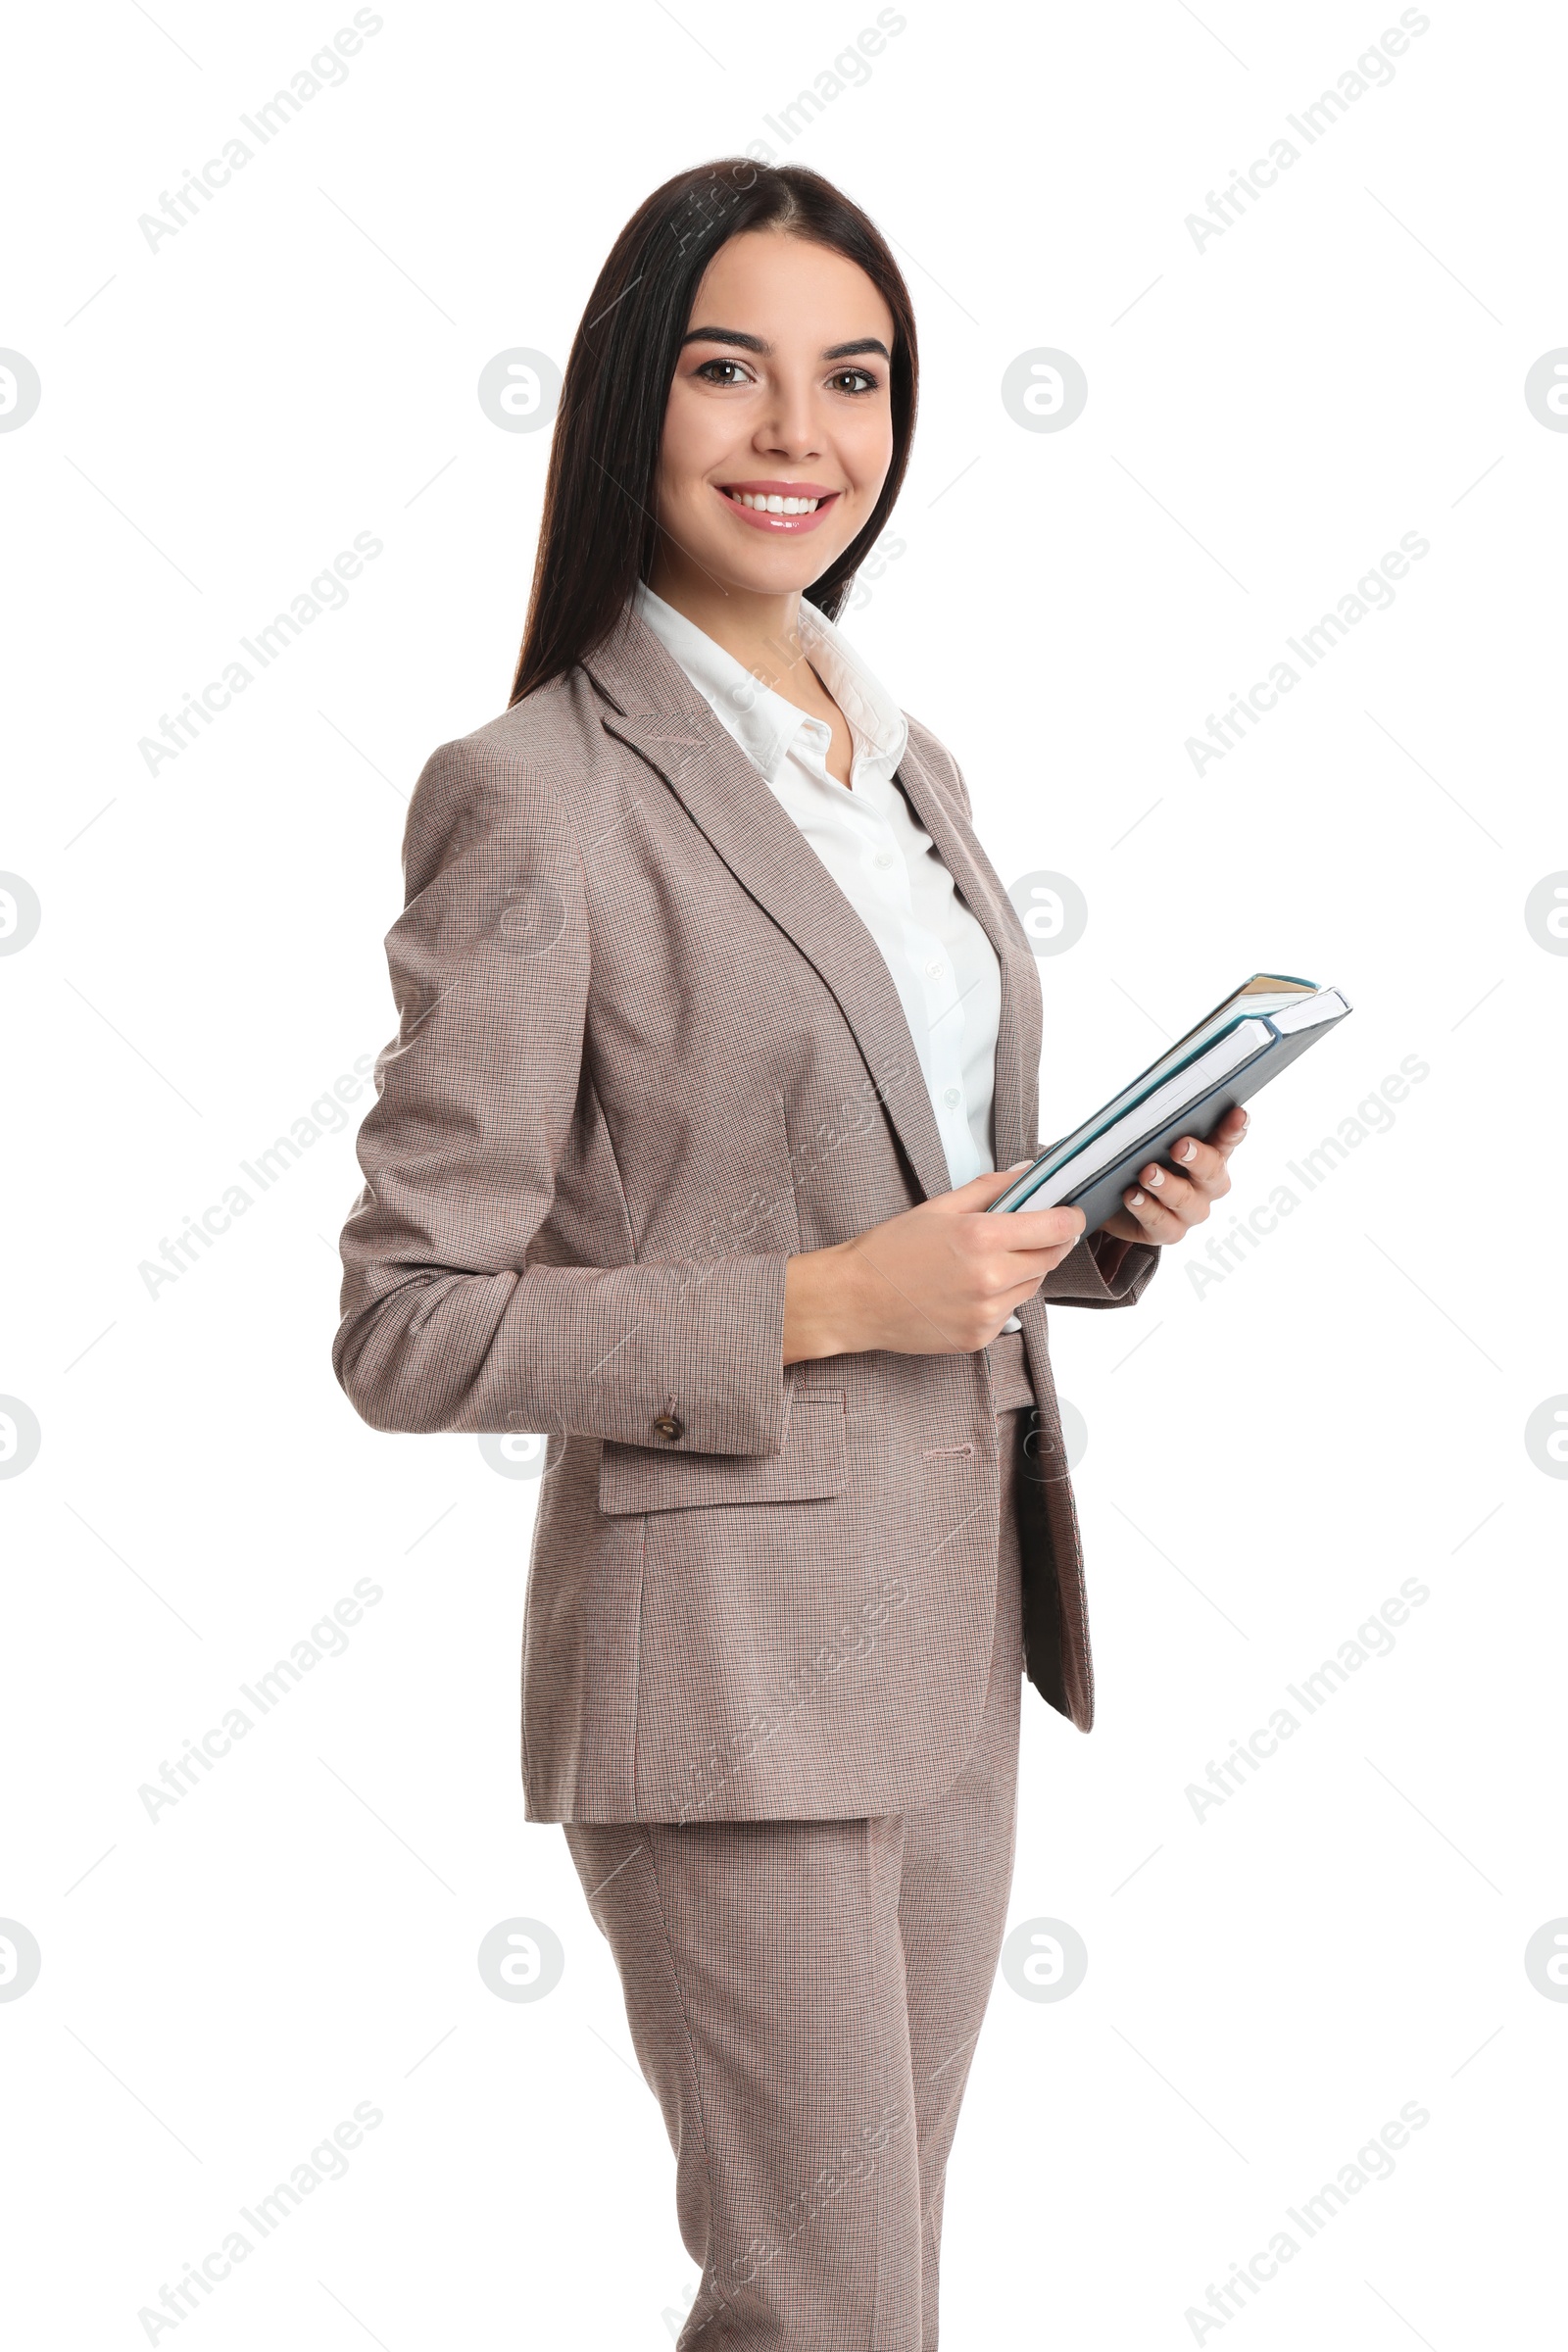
[653,1413,684,1443]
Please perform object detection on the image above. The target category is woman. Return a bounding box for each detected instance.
[333,159,1247,2349]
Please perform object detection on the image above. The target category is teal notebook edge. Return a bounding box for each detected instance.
[988,975,1352,1221]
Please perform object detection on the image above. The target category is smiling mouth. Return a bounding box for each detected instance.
[715,483,842,532]
[721,487,834,514]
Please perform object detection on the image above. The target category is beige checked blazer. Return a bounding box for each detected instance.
[332,608,1160,1823]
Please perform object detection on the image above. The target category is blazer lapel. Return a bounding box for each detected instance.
[891,734,1041,1174]
[582,608,1036,1202]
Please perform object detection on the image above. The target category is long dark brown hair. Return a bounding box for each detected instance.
[509,159,918,705]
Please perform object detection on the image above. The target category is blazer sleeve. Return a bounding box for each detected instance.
[331,734,792,1452]
[1040,1229,1161,1308]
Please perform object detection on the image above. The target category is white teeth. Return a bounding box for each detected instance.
[731,491,821,514]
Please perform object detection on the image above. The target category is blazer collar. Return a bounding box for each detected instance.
[581,605,1034,1200]
[630,578,910,794]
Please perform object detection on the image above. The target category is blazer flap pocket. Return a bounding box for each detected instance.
[597,1391,848,1515]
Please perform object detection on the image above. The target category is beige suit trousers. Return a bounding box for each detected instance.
[563,1342,1037,2350]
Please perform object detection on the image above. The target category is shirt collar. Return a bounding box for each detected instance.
[631,580,908,790]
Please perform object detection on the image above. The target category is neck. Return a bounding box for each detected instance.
[644,550,817,698]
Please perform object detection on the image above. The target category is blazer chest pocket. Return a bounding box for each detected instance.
[597,1391,848,1515]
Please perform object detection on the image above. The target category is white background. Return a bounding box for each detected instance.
[4,1,1565,2344]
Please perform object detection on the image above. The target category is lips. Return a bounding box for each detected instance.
[715,481,842,535]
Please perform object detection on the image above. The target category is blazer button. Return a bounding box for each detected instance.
[653,1413,684,1443]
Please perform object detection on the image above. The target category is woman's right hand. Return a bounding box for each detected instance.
[782,1165,1088,1363]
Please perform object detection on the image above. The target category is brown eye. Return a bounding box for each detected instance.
[829,368,877,395]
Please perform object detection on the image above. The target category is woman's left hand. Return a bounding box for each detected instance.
[1098,1102,1250,1246]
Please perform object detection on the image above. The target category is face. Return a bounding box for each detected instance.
[653,228,897,599]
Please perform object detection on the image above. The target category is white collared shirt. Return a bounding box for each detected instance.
[632,582,1007,1197]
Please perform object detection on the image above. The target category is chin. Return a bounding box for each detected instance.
[723,543,853,597]
[665,498,856,596]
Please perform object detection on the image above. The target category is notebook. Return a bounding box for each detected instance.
[987,973,1352,1233]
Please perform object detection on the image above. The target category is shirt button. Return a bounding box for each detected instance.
[653,1413,684,1443]
[925,959,944,978]
[944,1087,961,1107]
[874,851,895,867]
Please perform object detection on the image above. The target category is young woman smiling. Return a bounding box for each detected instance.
[334,159,1248,2349]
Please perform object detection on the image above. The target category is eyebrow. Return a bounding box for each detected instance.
[679,328,892,363]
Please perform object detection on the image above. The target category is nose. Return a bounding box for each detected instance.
[754,375,821,463]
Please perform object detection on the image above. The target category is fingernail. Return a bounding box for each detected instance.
[1128,1189,1145,1206]
[1144,1166,1164,1187]
[1176,1140,1197,1162]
